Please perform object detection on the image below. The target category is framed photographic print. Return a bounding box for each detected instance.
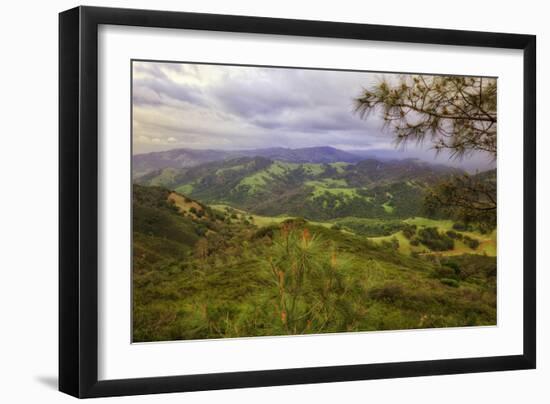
[59,6,536,398]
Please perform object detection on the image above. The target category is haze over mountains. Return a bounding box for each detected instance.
[133,146,479,175]
[134,146,476,221]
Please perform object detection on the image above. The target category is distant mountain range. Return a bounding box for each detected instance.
[133,146,365,176]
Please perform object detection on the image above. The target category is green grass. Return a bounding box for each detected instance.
[148,168,179,187]
[211,206,497,258]
[382,201,394,213]
[405,217,455,229]
[215,163,248,175]
[301,163,325,175]
[305,180,365,200]
[369,231,418,255]
[267,161,299,175]
[310,178,348,187]
[312,187,361,199]
[134,211,496,342]
[210,203,333,228]
[175,183,194,195]
[133,185,497,343]
[329,162,352,173]
[238,171,270,189]
[237,162,299,194]
[370,217,496,257]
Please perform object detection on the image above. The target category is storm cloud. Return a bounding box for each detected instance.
[132,61,495,171]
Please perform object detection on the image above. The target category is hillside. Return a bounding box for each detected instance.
[133,146,363,175]
[135,156,463,221]
[132,184,497,342]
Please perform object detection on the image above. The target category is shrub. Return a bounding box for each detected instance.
[440,278,459,288]
[452,222,472,231]
[443,260,461,275]
[446,230,463,240]
[380,237,399,251]
[368,283,404,303]
[434,266,456,279]
[402,224,417,239]
[194,225,207,237]
[252,226,276,240]
[330,218,406,237]
[417,227,454,251]
[390,236,399,251]
[463,235,480,249]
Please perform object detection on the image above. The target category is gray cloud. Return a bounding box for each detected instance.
[132,61,494,171]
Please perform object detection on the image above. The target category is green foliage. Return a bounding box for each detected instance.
[355,75,497,158]
[441,254,496,282]
[463,235,480,249]
[265,224,366,334]
[452,222,473,231]
[402,224,417,239]
[434,266,457,279]
[380,236,400,251]
[446,230,463,240]
[354,75,497,231]
[133,184,497,342]
[443,260,461,275]
[368,283,404,303]
[331,217,407,237]
[417,227,454,251]
[137,155,465,222]
[440,278,460,288]
[424,172,496,231]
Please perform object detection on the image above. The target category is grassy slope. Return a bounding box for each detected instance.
[133,185,497,342]
[134,221,496,342]
[211,205,495,257]
[369,217,496,257]
[144,159,435,221]
[210,203,333,228]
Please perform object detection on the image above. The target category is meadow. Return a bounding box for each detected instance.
[132,183,496,342]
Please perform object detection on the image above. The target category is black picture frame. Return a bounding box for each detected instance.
[59,5,536,398]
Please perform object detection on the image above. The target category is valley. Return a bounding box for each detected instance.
[132,147,497,342]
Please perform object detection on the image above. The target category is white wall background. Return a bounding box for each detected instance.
[0,1,546,402]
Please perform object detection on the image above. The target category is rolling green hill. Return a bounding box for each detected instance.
[135,156,463,221]
[132,184,497,342]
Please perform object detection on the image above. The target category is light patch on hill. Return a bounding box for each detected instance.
[210,203,333,229]
[148,168,179,187]
[371,217,496,257]
[175,183,194,194]
[237,162,299,194]
[301,163,325,176]
[329,162,352,173]
[168,192,204,219]
[382,201,394,213]
[305,179,371,202]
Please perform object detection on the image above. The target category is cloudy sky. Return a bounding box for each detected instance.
[132,61,495,171]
